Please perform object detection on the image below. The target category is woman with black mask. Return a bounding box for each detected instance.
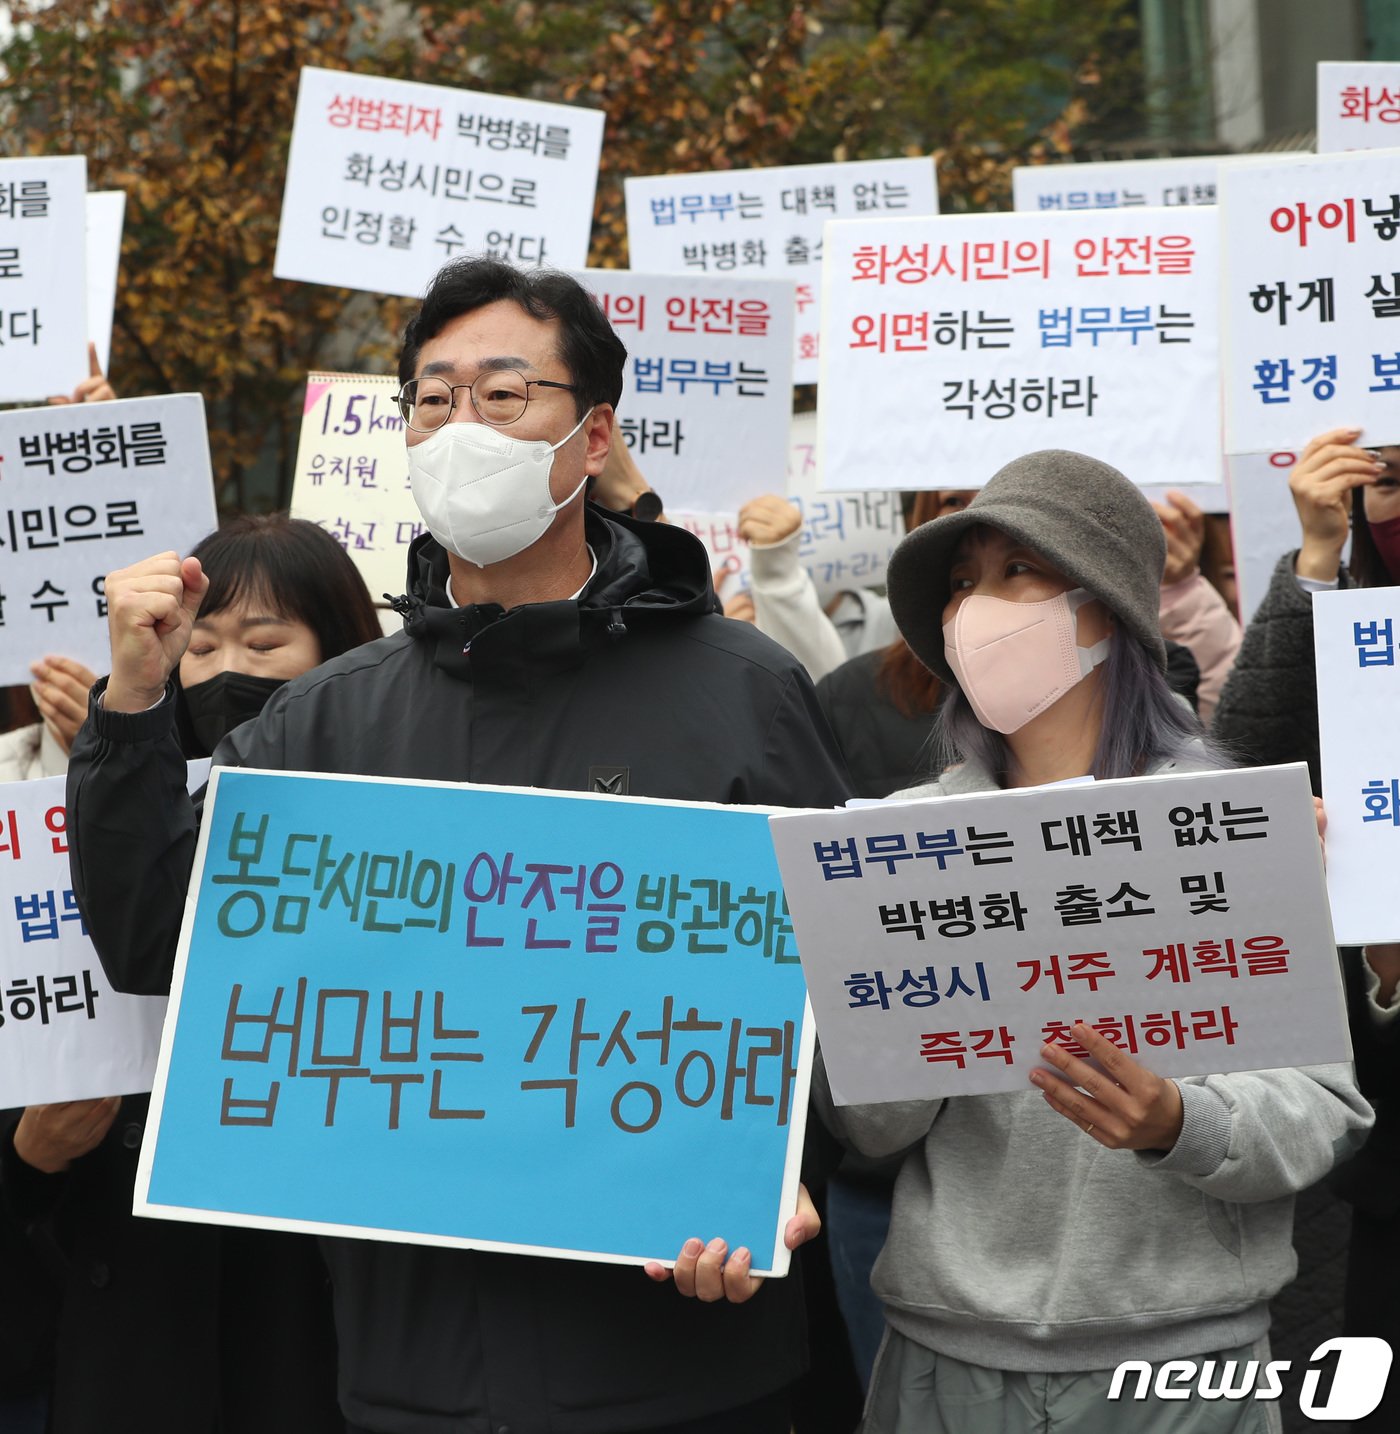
[1,513,381,1434]
[176,514,384,756]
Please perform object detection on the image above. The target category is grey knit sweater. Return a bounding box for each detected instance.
[1213,551,1353,794]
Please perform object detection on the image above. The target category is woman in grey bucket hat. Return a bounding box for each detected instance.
[886,449,1194,787]
[813,449,1372,1433]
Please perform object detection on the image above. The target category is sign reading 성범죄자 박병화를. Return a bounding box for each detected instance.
[768,763,1348,1105]
[274,67,605,297]
[136,770,814,1273]
[817,206,1220,492]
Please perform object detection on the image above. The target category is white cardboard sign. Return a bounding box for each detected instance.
[1225,450,1317,627]
[1013,156,1228,213]
[769,763,1347,1104]
[578,269,795,514]
[290,268,799,582]
[0,155,88,402]
[275,67,605,297]
[289,373,414,604]
[1317,62,1400,154]
[818,207,1220,491]
[1315,587,1400,943]
[672,410,903,604]
[85,190,126,376]
[0,394,217,684]
[626,157,938,385]
[1220,148,1400,454]
[0,773,168,1105]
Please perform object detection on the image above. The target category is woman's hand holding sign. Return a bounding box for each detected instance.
[644,1182,820,1303]
[1031,1023,1186,1152]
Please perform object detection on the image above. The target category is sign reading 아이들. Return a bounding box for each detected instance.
[1314,587,1400,944]
[0,394,217,685]
[818,207,1220,492]
[0,156,88,402]
[1012,156,1227,213]
[0,773,169,1106]
[579,269,796,514]
[274,67,605,297]
[137,770,813,1272]
[626,158,938,385]
[1220,149,1400,453]
[1317,63,1400,154]
[768,764,1347,1105]
[289,373,413,604]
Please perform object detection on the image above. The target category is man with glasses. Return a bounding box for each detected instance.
[67,256,851,1434]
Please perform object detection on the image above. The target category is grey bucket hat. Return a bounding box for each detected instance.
[886,449,1168,684]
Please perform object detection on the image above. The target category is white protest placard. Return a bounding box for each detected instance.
[786,410,903,597]
[289,373,414,604]
[1138,481,1229,509]
[672,410,904,604]
[579,269,795,514]
[769,763,1347,1104]
[274,67,605,297]
[1225,450,1315,626]
[0,773,168,1105]
[86,190,125,375]
[1013,156,1228,213]
[1220,149,1400,454]
[818,207,1220,492]
[1314,587,1400,943]
[1317,63,1400,153]
[626,157,938,385]
[0,155,87,402]
[0,394,217,684]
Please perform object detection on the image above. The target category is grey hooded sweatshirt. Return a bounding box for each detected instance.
[816,754,1374,1373]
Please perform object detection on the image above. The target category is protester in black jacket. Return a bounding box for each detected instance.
[68,257,851,1434]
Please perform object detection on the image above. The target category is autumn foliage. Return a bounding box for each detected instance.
[0,0,1135,507]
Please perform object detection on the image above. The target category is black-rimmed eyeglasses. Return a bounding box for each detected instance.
[395,370,579,431]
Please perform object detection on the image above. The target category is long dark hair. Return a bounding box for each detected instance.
[191,515,382,662]
[878,489,951,718]
[1349,485,1397,589]
[934,626,1229,785]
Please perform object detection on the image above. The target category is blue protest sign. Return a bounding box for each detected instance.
[136,769,812,1274]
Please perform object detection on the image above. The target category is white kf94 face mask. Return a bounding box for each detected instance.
[407,407,594,567]
[942,586,1112,735]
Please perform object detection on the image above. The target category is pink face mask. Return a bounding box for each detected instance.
[1370,513,1400,582]
[942,587,1111,735]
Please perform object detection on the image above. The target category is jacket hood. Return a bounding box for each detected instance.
[389,503,720,678]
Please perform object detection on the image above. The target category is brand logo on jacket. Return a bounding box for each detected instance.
[589,766,629,795]
[1108,1338,1392,1419]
